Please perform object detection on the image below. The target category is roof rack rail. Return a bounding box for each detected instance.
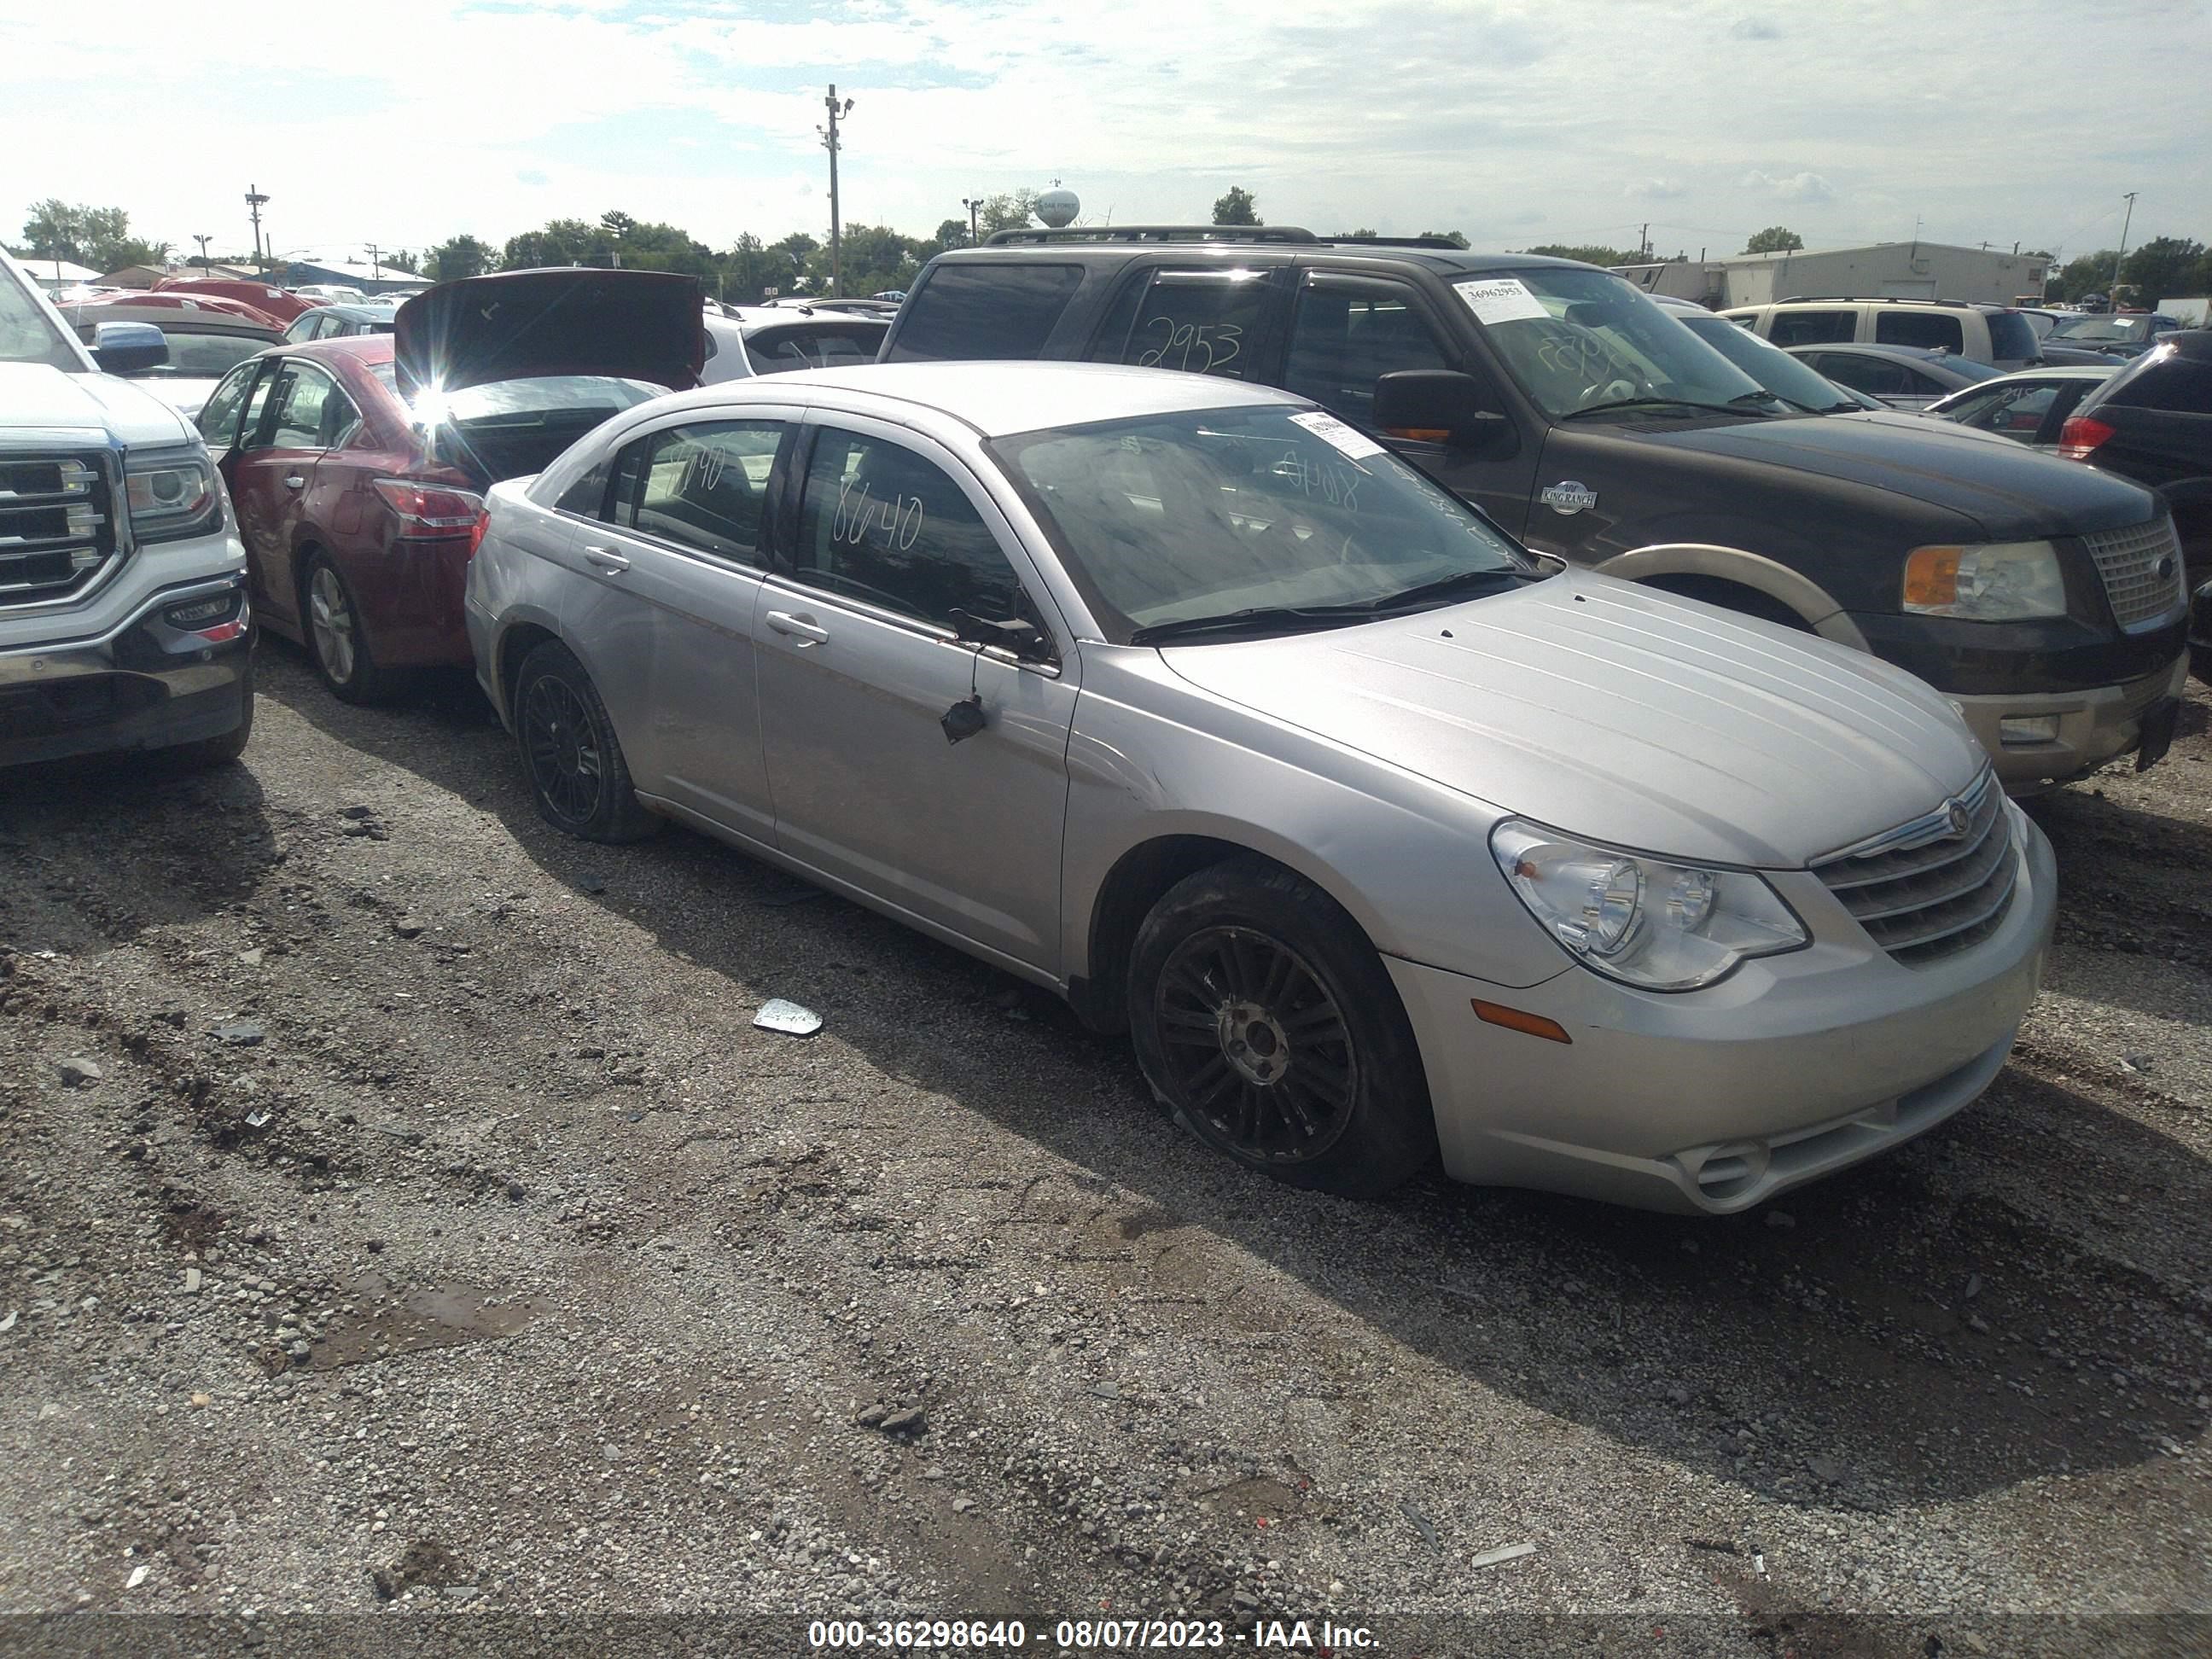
[983,224,1321,245]
[1778,294,1976,308]
[1332,235,1469,249]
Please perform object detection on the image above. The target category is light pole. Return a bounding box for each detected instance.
[962,196,982,245]
[818,84,853,296]
[244,186,269,274]
[2110,190,2138,306]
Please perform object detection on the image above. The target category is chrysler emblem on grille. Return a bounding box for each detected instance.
[1943,798,1972,838]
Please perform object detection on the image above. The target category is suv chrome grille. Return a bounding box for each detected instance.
[2084,516,2186,633]
[0,452,115,607]
[1813,769,2017,966]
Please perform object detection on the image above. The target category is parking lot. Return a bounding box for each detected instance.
[0,642,2205,1647]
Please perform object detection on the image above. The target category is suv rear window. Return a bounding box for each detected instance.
[1768,309,1856,346]
[1874,310,1965,353]
[1982,311,2040,362]
[2104,351,2212,414]
[889,264,1081,362]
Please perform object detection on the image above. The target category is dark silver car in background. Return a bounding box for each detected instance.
[466,363,2055,1214]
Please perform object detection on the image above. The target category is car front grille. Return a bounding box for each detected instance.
[1813,768,2017,966]
[2083,516,2186,633]
[0,452,116,608]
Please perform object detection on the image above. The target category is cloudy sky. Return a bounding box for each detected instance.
[4,0,2207,266]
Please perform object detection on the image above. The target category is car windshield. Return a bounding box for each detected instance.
[989,405,1534,642]
[1,265,86,370]
[2049,315,2146,342]
[1675,312,1859,410]
[1452,267,1773,419]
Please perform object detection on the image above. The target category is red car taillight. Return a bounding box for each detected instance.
[2056,415,2116,461]
[371,478,488,547]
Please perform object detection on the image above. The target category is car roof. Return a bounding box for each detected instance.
[1786,342,1958,364]
[712,306,888,335]
[321,301,399,321]
[1974,364,2118,384]
[935,240,1586,276]
[650,359,1299,436]
[284,335,397,367]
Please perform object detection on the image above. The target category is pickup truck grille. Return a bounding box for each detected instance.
[2084,516,2186,633]
[1813,769,2017,967]
[0,453,115,607]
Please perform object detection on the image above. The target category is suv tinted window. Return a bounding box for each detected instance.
[891,264,1081,362]
[1285,280,1452,423]
[1875,311,1965,353]
[1812,352,1908,396]
[746,326,882,374]
[1116,271,1272,380]
[790,428,1030,630]
[2106,352,2212,414]
[625,421,784,561]
[1769,309,1857,346]
[1983,311,2039,361]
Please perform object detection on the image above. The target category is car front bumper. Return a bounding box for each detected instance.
[0,574,253,768]
[1947,652,2187,789]
[1386,809,2056,1214]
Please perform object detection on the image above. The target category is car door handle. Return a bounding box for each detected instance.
[765,609,830,646]
[283,474,306,490]
[581,545,631,574]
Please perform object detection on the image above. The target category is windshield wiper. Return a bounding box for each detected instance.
[1563,393,1775,421]
[1348,566,1535,614]
[1128,606,1373,645]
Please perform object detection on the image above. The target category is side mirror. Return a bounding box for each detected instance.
[1372,370,1510,450]
[90,321,168,375]
[950,608,1054,664]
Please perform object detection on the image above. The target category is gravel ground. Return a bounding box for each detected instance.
[1,644,2207,1655]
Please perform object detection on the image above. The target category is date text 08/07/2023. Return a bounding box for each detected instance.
[805,1616,1381,1650]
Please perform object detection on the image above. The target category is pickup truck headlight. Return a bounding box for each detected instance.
[1490,821,1807,991]
[125,448,221,544]
[1902,540,2066,621]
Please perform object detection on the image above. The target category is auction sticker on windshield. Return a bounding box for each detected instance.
[1454,276,1551,327]
[1288,410,1384,459]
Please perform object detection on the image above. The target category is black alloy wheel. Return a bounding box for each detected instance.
[512,639,658,843]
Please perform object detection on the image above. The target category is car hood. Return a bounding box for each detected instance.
[0,362,197,447]
[393,269,705,399]
[1630,407,2156,538]
[1158,571,1985,869]
[2039,343,2142,366]
[136,377,222,420]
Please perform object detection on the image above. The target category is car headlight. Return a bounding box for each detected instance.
[125,447,221,544]
[1490,821,1807,992]
[1902,540,2066,621]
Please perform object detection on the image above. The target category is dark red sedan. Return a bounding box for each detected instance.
[195,269,703,701]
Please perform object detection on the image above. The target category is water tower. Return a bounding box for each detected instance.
[1037,186,1080,229]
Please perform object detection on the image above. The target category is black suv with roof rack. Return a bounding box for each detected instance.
[880,226,2190,790]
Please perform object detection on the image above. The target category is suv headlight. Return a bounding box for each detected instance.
[1902,540,2066,621]
[1490,821,1807,992]
[125,447,221,544]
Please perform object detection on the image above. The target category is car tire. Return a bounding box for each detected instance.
[1127,856,1435,1197]
[158,661,254,772]
[512,637,659,843]
[301,551,393,704]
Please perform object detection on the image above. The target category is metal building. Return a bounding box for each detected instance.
[1613,242,2050,309]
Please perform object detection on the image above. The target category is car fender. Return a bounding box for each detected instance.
[486,602,567,725]
[1596,542,1871,652]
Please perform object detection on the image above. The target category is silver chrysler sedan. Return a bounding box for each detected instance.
[464,362,2056,1214]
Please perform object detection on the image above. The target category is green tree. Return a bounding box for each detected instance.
[426,236,496,282]
[2122,236,2206,306]
[15,200,166,272]
[503,218,613,270]
[934,217,973,250]
[975,190,1041,235]
[1418,230,1470,248]
[1743,225,1804,253]
[805,224,924,297]
[381,248,421,276]
[1524,243,1638,266]
[2052,250,2122,303]
[1212,186,1261,226]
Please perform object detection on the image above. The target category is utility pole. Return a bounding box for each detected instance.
[1639,222,1649,260]
[193,234,212,271]
[244,185,270,274]
[365,243,381,281]
[963,197,982,245]
[818,84,853,295]
[2111,190,2138,301]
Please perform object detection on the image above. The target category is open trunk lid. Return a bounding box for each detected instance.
[394,269,705,400]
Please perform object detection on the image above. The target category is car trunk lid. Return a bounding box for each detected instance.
[393,269,705,400]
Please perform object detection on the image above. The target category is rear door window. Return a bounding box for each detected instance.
[1112,270,1279,381]
[1284,276,1454,426]
[2105,353,2212,413]
[1982,311,2040,361]
[1768,309,1857,346]
[1875,310,1965,353]
[888,264,1081,362]
[1812,352,1909,397]
[617,421,788,562]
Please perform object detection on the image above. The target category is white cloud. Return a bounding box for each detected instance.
[1742,170,1837,203]
[1625,178,1687,201]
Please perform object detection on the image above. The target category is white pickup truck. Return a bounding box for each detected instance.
[1,247,253,771]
